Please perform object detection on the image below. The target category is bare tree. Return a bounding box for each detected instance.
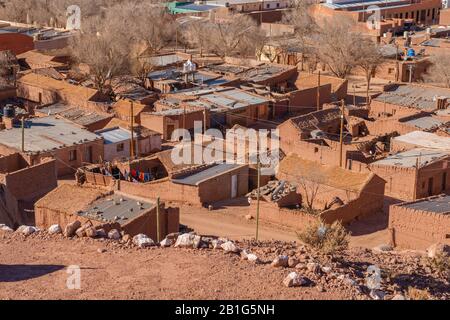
[296,170,326,210]
[355,39,384,104]
[207,15,262,58]
[423,53,450,88]
[0,50,17,87]
[184,19,210,57]
[314,17,365,79]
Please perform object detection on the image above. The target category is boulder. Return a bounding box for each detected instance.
[174,233,197,248]
[159,237,174,247]
[427,243,450,258]
[122,234,131,242]
[245,214,253,220]
[85,227,97,238]
[0,224,13,233]
[212,238,226,249]
[75,227,86,238]
[17,225,38,236]
[271,255,289,268]
[288,257,299,268]
[48,224,62,235]
[247,254,261,264]
[108,229,121,240]
[221,241,240,254]
[283,272,307,287]
[306,262,321,274]
[240,249,250,260]
[193,235,202,249]
[64,221,81,237]
[96,229,107,238]
[133,234,155,248]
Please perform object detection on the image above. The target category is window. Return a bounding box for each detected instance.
[276,3,280,8]
[117,143,125,152]
[69,150,77,162]
[314,147,319,153]
[266,4,270,9]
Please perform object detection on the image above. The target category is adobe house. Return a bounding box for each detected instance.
[103,118,162,156]
[0,116,104,177]
[35,103,114,132]
[389,194,450,250]
[17,73,109,111]
[17,50,68,71]
[35,184,179,240]
[80,147,249,207]
[390,131,450,153]
[369,148,450,201]
[96,127,139,162]
[370,84,449,118]
[140,99,209,141]
[276,153,386,222]
[111,99,152,125]
[0,153,57,227]
[278,107,380,168]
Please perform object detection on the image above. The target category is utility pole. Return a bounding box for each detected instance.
[339,100,345,168]
[353,85,356,106]
[130,101,135,158]
[183,105,186,134]
[255,156,261,241]
[156,197,161,243]
[316,71,321,111]
[203,109,207,134]
[21,117,25,152]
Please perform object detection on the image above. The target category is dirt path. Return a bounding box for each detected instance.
[0,233,349,300]
[179,200,389,249]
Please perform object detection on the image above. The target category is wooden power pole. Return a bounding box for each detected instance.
[130,101,135,158]
[316,71,321,111]
[21,117,25,152]
[339,100,345,168]
[156,197,161,243]
[255,156,261,241]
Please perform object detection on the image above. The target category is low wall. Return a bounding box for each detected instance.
[389,201,450,250]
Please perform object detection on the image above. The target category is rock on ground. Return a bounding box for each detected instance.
[64,221,81,237]
[133,234,155,248]
[221,241,240,253]
[160,237,174,247]
[271,255,289,268]
[17,225,38,236]
[174,233,200,249]
[108,229,121,240]
[283,272,308,288]
[0,224,13,232]
[48,224,62,235]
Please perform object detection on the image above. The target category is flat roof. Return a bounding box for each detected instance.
[372,148,449,168]
[172,163,244,186]
[398,194,450,214]
[97,127,131,144]
[59,107,112,127]
[392,131,450,150]
[77,193,155,225]
[36,102,71,115]
[0,116,101,153]
[374,84,450,110]
[403,116,444,131]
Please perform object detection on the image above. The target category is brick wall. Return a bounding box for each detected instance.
[389,201,450,250]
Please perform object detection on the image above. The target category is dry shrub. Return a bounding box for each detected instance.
[428,253,450,279]
[407,287,431,300]
[297,219,349,254]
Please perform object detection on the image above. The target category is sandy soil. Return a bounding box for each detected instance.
[0,233,350,300]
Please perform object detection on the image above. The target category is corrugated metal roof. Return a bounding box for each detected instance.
[0,116,101,153]
[372,148,449,168]
[399,194,450,214]
[404,116,443,130]
[392,131,450,150]
[97,127,131,144]
[172,163,244,186]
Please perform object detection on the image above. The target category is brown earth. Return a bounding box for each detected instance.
[1,229,448,300]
